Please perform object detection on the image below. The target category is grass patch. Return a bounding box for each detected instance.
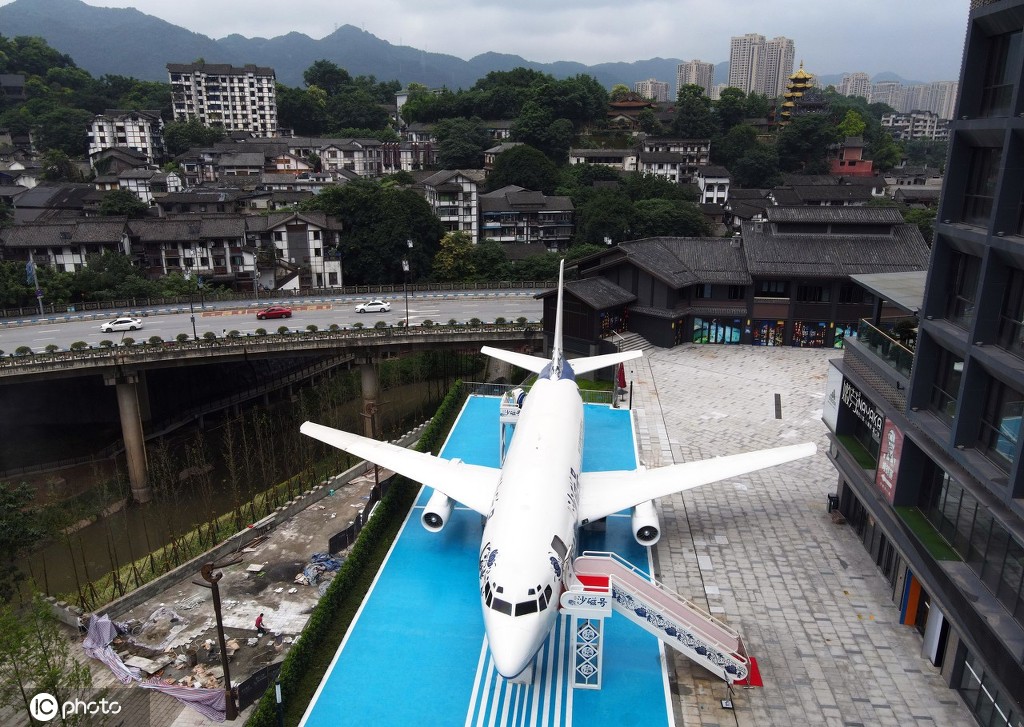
[895,507,961,561]
[837,434,878,469]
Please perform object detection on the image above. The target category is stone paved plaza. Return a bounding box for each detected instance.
[629,344,973,727]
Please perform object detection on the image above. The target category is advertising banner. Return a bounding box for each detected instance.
[875,418,904,503]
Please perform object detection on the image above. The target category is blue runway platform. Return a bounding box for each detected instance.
[300,396,674,726]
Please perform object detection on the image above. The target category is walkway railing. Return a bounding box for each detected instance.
[0,322,544,378]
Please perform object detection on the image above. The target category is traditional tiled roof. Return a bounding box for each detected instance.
[741,217,929,277]
[764,206,904,224]
[698,165,730,177]
[615,237,752,288]
[564,277,636,309]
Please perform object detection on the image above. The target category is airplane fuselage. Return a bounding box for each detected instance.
[478,375,583,678]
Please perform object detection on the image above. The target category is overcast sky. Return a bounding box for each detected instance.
[10,0,971,82]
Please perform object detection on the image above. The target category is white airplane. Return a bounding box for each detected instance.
[300,261,816,679]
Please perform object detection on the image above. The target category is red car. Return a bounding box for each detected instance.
[256,306,292,320]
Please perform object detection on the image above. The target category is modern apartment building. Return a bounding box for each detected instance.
[676,60,715,99]
[728,33,794,97]
[167,63,278,137]
[824,2,1024,725]
[633,78,670,103]
[838,72,872,99]
[871,80,960,120]
[881,111,951,142]
[87,109,165,167]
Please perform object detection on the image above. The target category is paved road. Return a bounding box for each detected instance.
[0,291,545,353]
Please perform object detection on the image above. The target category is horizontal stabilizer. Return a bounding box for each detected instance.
[300,421,499,515]
[481,345,550,374]
[568,349,642,376]
[578,442,816,524]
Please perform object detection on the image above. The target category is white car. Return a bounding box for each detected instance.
[100,317,144,333]
[355,299,391,313]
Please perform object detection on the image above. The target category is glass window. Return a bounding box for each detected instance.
[996,266,1024,357]
[947,250,982,327]
[930,348,964,423]
[982,521,1010,593]
[980,30,1022,118]
[954,490,977,554]
[997,538,1023,615]
[977,377,1024,468]
[962,146,1003,227]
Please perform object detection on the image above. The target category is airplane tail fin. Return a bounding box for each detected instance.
[482,259,643,377]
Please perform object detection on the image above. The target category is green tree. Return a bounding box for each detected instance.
[868,131,903,172]
[672,84,717,138]
[162,118,224,156]
[434,117,490,169]
[303,60,352,96]
[39,149,80,182]
[575,189,636,245]
[714,87,748,132]
[731,145,782,188]
[301,179,443,285]
[469,240,511,281]
[837,109,868,139]
[776,114,839,173]
[0,482,43,602]
[632,198,711,237]
[276,84,327,137]
[0,595,91,724]
[99,189,148,218]
[432,231,476,281]
[713,123,760,169]
[511,100,574,162]
[487,144,560,194]
[609,84,632,102]
[904,208,936,246]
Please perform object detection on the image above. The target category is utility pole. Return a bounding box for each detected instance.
[27,251,44,315]
[403,238,413,327]
[196,561,239,720]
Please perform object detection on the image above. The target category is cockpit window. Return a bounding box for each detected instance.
[551,535,568,560]
[515,600,538,616]
[491,597,512,615]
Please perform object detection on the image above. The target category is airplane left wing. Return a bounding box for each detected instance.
[577,442,816,524]
[300,422,500,515]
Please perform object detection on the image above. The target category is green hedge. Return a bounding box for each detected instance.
[245,380,466,726]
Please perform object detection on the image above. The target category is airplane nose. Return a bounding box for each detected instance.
[484,615,537,678]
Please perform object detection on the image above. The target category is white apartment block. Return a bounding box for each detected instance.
[634,78,670,102]
[676,60,715,99]
[87,109,164,167]
[871,80,958,119]
[695,165,730,204]
[880,111,951,141]
[728,33,794,98]
[728,33,764,94]
[421,170,485,243]
[758,36,795,98]
[838,72,871,99]
[168,63,278,137]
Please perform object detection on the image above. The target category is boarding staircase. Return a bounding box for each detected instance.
[564,551,751,687]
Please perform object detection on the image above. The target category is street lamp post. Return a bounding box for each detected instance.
[196,562,239,720]
[403,238,413,327]
[189,295,198,340]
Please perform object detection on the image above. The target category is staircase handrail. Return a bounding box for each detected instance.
[576,550,744,657]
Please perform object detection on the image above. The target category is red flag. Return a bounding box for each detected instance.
[616,362,626,389]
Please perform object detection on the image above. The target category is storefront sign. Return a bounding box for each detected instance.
[874,418,903,503]
[841,379,884,443]
[823,365,843,432]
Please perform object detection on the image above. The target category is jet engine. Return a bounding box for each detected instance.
[631,500,660,546]
[422,489,454,532]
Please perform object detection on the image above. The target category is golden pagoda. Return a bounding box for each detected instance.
[780,62,819,125]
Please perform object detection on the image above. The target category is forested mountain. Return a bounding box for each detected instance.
[0,0,914,90]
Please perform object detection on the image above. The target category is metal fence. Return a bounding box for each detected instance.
[327,475,395,554]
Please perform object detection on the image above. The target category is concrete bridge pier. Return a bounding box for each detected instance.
[104,370,152,503]
[360,361,379,438]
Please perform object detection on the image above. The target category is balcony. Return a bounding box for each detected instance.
[855,317,916,377]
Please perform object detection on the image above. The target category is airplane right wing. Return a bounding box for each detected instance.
[300,422,500,515]
[577,442,816,524]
